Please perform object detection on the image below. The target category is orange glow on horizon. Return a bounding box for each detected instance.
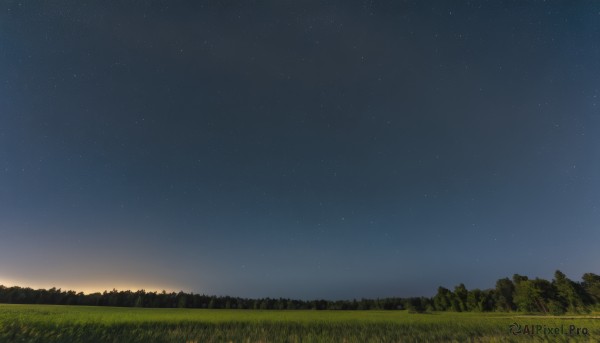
[0,277,188,295]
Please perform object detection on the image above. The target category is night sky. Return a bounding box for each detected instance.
[1,1,599,300]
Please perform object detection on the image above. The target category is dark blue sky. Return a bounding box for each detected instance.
[1,1,599,299]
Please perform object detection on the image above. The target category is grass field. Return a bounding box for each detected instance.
[0,304,599,342]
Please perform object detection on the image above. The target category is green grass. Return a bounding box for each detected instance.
[1,304,599,342]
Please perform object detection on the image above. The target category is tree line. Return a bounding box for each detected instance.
[428,271,600,314]
[1,270,598,313]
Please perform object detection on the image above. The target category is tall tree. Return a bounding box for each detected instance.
[494,278,515,311]
[582,273,600,306]
[514,279,542,312]
[553,270,585,313]
[433,287,452,311]
[466,289,483,312]
[454,284,468,312]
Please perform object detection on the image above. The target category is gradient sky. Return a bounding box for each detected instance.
[1,1,599,300]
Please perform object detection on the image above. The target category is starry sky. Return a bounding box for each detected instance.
[1,1,599,300]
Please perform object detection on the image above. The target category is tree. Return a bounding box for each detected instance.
[553,270,585,313]
[512,274,528,284]
[433,287,453,311]
[405,297,425,313]
[208,297,216,309]
[466,289,482,312]
[479,290,495,312]
[286,300,296,310]
[530,278,554,313]
[494,278,515,311]
[513,280,538,312]
[454,284,468,312]
[177,294,187,308]
[513,278,553,313]
[260,300,269,310]
[582,273,600,306]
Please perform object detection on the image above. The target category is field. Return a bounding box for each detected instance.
[1,304,599,342]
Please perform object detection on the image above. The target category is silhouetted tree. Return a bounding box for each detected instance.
[1,269,598,312]
[494,278,515,311]
[582,273,600,307]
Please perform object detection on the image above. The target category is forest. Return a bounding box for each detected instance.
[1,271,599,314]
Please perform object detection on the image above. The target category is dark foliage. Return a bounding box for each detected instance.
[1,270,598,312]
